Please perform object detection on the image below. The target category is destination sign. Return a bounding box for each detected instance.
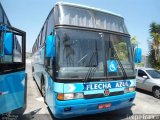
[83,81,131,91]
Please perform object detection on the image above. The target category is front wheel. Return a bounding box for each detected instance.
[153,87,160,99]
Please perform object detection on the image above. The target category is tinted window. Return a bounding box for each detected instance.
[104,34,134,77]
[4,15,8,24]
[39,32,42,46]
[0,6,3,22]
[41,23,47,44]
[13,35,22,62]
[56,28,104,79]
[138,70,147,77]
[56,5,128,34]
[146,70,160,78]
[47,10,54,35]
[36,39,38,50]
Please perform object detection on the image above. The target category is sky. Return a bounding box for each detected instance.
[1,0,160,55]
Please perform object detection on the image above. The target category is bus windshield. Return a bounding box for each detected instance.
[55,5,128,34]
[105,34,134,78]
[57,28,105,79]
[56,28,134,79]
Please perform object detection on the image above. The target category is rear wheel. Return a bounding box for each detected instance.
[32,67,34,73]
[0,112,11,119]
[32,67,35,81]
[153,87,160,99]
[11,107,25,115]
[41,76,45,98]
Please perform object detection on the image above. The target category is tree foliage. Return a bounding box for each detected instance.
[148,22,160,68]
[131,36,138,45]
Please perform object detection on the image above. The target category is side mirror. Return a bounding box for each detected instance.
[142,75,148,79]
[134,48,142,63]
[45,35,56,58]
[4,32,13,55]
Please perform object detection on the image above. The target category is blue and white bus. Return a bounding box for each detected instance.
[0,3,27,115]
[32,2,140,119]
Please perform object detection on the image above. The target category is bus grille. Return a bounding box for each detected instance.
[84,91,124,99]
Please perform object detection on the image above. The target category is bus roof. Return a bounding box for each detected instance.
[55,2,123,18]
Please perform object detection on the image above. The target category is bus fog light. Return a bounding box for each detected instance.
[64,107,71,112]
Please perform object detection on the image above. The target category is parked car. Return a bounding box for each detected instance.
[136,68,160,99]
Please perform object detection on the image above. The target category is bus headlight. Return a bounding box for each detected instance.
[57,93,84,100]
[124,87,135,93]
[64,94,74,100]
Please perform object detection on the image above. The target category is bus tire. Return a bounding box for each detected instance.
[32,67,34,73]
[41,75,46,98]
[32,67,36,81]
[11,107,25,116]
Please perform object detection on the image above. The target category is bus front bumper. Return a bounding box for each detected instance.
[53,92,136,119]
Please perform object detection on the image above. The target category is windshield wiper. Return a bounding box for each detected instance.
[110,40,128,79]
[84,40,98,82]
[84,51,97,82]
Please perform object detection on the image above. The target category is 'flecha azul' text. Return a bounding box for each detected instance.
[84,81,130,91]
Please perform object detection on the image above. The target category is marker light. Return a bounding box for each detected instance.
[57,93,64,100]
[57,93,84,100]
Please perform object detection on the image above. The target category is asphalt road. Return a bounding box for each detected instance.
[15,59,160,120]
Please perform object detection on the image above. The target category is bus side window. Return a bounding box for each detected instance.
[45,9,55,78]
[0,6,3,22]
[13,35,22,62]
[45,57,55,78]
[45,58,50,67]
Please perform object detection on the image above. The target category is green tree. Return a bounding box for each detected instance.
[148,22,160,68]
[131,36,139,52]
[131,36,138,45]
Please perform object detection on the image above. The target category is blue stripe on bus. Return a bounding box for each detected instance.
[54,79,136,94]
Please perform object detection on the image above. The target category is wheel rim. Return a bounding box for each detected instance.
[154,89,160,98]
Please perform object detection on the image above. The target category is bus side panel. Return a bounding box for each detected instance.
[32,47,45,90]
[32,51,41,88]
[0,71,26,114]
[45,74,55,114]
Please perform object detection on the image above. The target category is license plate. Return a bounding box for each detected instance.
[98,103,111,109]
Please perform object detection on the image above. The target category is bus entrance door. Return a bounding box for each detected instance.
[0,24,26,115]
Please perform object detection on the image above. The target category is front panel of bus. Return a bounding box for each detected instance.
[43,4,136,119]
